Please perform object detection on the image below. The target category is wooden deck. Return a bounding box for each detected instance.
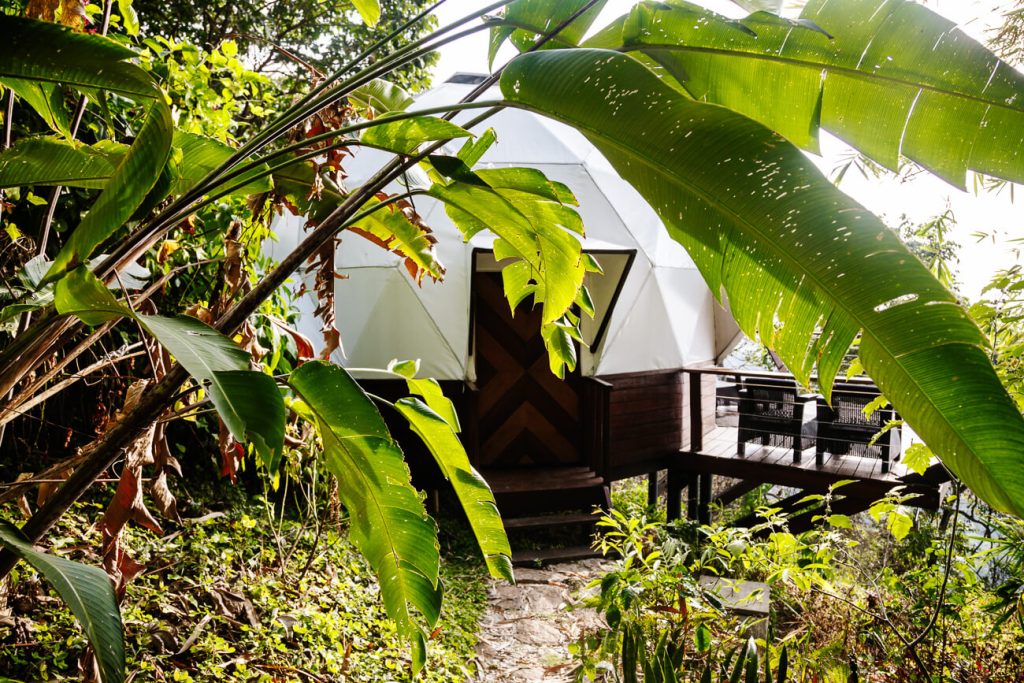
[692,425,907,483]
[666,425,944,522]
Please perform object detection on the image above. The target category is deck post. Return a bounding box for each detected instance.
[698,474,712,525]
[648,470,661,507]
[689,370,704,452]
[666,467,683,520]
[687,473,700,520]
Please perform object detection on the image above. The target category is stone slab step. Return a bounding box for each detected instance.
[512,545,601,567]
[482,467,604,495]
[503,512,598,530]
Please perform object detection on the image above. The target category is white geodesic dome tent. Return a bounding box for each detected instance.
[269,75,742,380]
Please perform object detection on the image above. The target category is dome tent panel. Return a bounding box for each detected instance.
[656,267,720,365]
[594,269,689,376]
[330,266,464,379]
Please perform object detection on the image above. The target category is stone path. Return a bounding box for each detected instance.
[470,559,614,682]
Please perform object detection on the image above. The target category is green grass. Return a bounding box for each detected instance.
[0,495,489,682]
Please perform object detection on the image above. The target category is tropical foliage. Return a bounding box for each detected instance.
[3,0,1024,679]
[0,496,490,681]
[579,484,1024,682]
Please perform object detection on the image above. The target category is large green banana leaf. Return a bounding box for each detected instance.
[0,137,123,190]
[289,362,441,674]
[0,16,173,284]
[593,0,1024,189]
[500,48,1024,517]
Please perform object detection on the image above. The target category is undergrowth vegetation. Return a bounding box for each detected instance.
[0,488,487,682]
[578,484,1024,682]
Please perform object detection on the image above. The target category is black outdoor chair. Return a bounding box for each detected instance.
[815,381,901,473]
[736,377,815,461]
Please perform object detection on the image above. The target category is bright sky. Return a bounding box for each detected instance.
[429,0,1023,299]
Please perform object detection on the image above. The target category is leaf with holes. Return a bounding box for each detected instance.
[500,47,1024,517]
[599,0,1024,188]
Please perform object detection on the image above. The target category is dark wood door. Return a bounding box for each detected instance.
[473,272,582,468]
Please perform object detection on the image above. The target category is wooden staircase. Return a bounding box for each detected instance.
[481,466,609,566]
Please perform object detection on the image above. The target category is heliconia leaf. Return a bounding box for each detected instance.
[170,131,273,198]
[53,265,130,326]
[0,20,174,284]
[0,16,157,99]
[360,116,473,155]
[489,0,610,56]
[0,131,269,201]
[351,0,381,27]
[0,136,123,190]
[150,324,283,469]
[395,397,514,582]
[402,374,460,430]
[2,78,72,138]
[288,361,441,674]
[0,17,173,285]
[43,99,172,282]
[348,78,414,115]
[0,521,124,683]
[500,48,1024,517]
[76,312,287,472]
[211,370,286,473]
[606,0,1024,188]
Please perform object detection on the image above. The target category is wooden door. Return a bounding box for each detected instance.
[473,272,582,468]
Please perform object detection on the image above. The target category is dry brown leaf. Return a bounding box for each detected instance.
[218,420,243,484]
[24,0,58,22]
[268,316,315,362]
[157,240,180,264]
[237,320,268,362]
[58,0,88,29]
[183,303,213,325]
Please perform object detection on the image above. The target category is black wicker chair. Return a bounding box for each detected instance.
[736,377,815,461]
[815,381,901,473]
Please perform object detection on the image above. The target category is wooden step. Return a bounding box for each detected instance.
[482,467,604,494]
[512,545,601,567]
[503,511,598,530]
